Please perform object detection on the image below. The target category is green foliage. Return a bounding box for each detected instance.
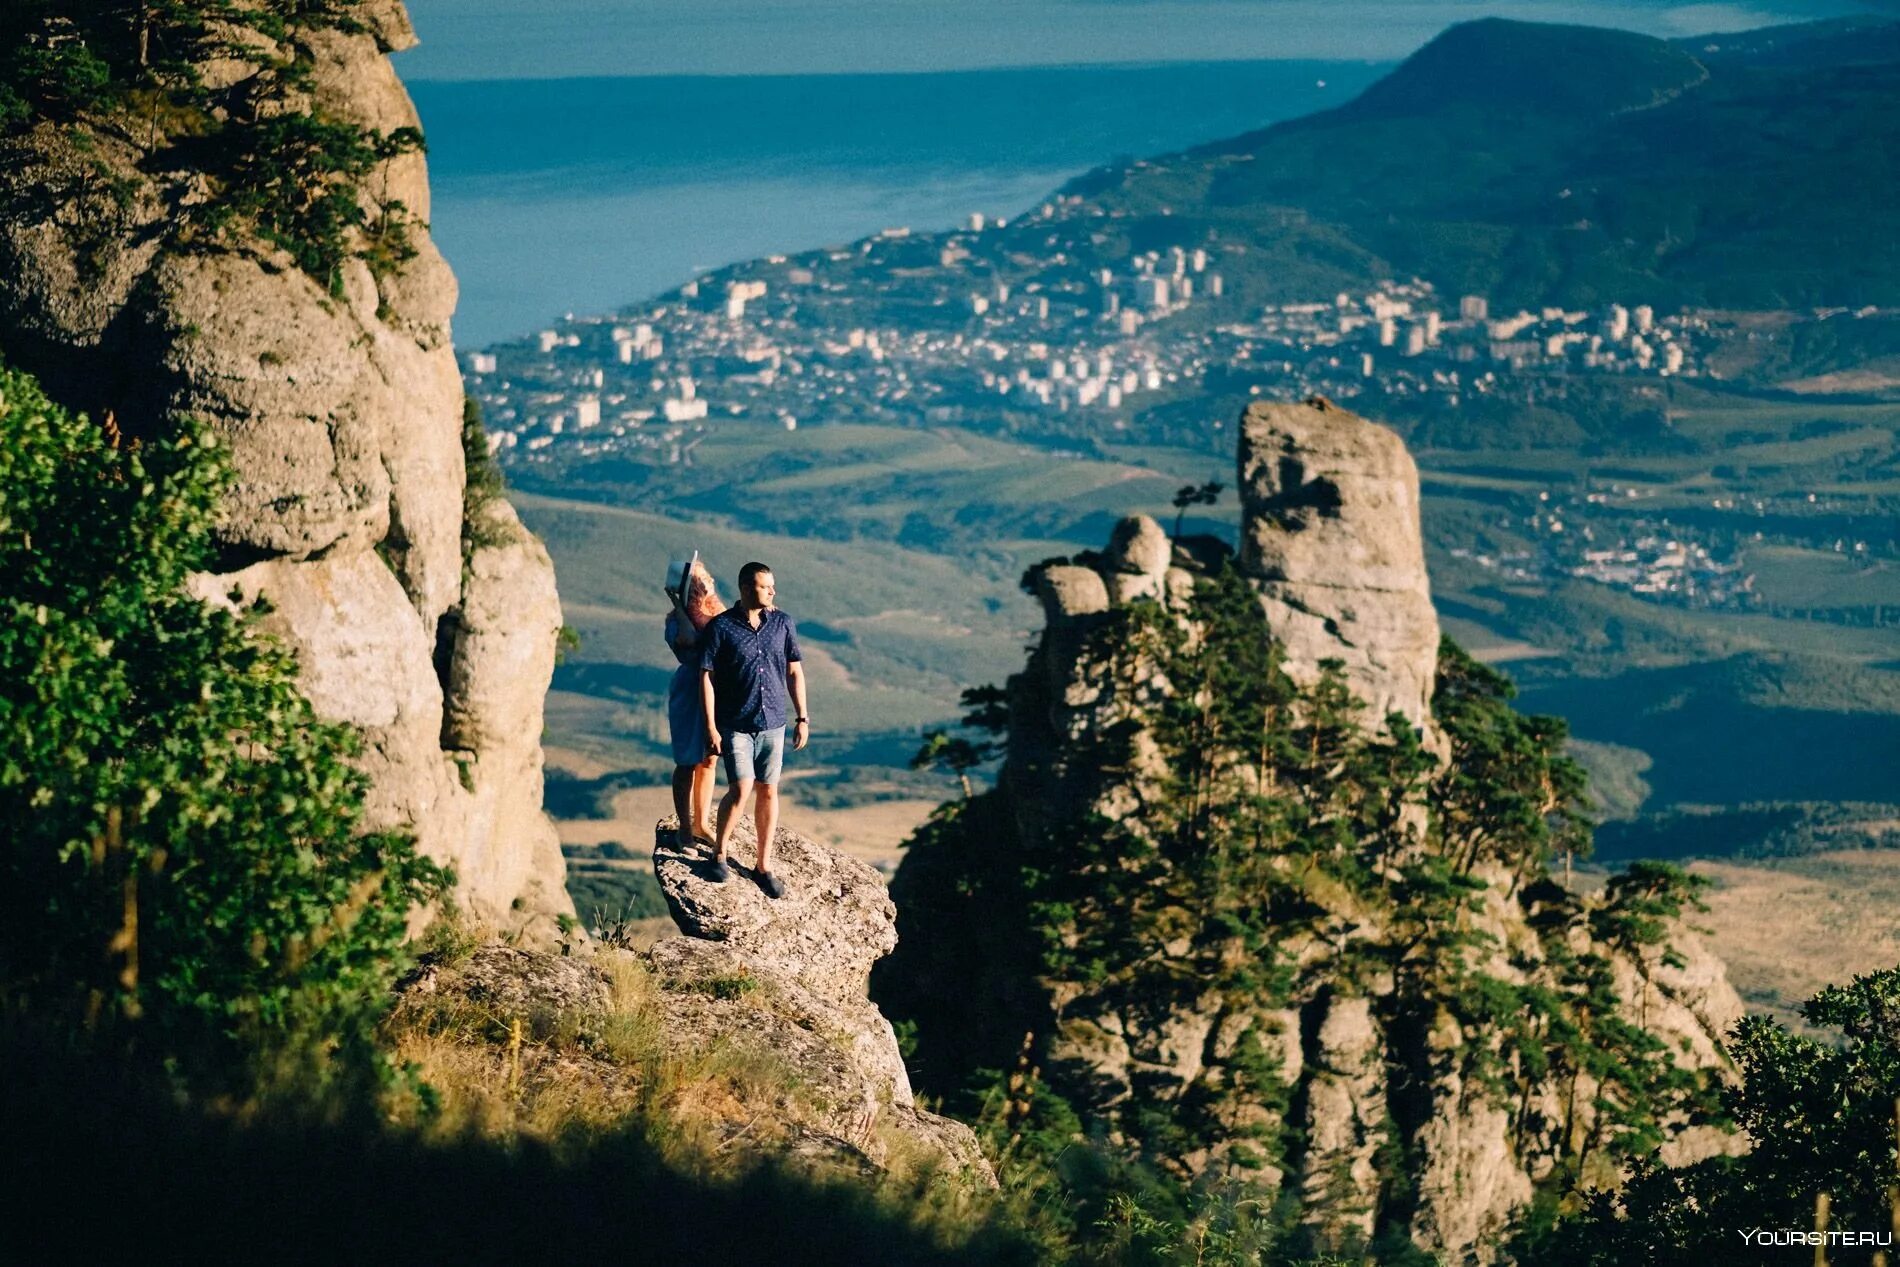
[911,688,1007,797]
[4,32,112,114]
[911,731,987,798]
[1169,479,1224,539]
[1593,861,1709,971]
[200,113,423,293]
[1519,966,1900,1266]
[460,396,518,562]
[462,395,505,508]
[0,362,445,1091]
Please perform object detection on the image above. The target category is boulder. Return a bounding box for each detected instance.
[1103,514,1171,603]
[652,817,995,1184]
[653,817,897,1007]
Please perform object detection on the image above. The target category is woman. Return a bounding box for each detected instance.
[665,556,723,849]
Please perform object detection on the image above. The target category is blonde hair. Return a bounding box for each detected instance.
[683,559,722,630]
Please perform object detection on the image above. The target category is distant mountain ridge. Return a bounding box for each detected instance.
[1064,15,1900,311]
[1326,18,1708,120]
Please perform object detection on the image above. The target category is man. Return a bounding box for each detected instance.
[699,561,809,898]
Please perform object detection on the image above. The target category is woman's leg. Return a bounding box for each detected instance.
[690,756,717,839]
[671,763,696,846]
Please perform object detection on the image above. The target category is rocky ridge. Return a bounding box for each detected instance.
[0,1,570,936]
[387,815,992,1186]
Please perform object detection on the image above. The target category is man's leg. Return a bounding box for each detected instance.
[714,777,751,860]
[712,730,751,867]
[752,727,787,885]
[753,782,778,872]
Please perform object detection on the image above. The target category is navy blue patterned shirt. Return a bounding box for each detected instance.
[699,607,803,733]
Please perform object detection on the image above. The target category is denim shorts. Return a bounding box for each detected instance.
[722,726,786,785]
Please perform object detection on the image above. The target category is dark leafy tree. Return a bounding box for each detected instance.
[0,362,445,1093]
[1520,968,1900,1266]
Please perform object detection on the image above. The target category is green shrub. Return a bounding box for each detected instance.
[0,362,445,1093]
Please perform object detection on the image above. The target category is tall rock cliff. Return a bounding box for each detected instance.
[0,2,571,937]
[878,398,1743,1263]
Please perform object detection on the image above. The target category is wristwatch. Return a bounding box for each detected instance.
[795,716,809,723]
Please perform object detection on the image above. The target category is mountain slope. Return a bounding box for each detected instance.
[1067,16,1900,309]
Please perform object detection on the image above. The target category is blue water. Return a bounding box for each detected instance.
[400,0,1856,79]
[410,61,1391,345]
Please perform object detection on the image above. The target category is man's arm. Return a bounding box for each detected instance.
[787,660,809,751]
[701,669,721,754]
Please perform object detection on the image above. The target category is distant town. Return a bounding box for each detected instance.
[470,200,1714,443]
[468,200,1891,613]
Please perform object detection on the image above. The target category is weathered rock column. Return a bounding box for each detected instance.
[1238,397,1442,738]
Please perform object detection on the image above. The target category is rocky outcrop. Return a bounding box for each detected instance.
[1239,397,1441,737]
[881,399,1743,1263]
[650,818,995,1183]
[0,2,571,937]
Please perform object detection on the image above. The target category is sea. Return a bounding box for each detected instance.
[409,60,1390,348]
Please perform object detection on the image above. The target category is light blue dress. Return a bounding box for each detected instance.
[665,611,710,766]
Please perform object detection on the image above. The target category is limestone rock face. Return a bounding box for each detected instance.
[1300,994,1388,1243]
[0,4,571,938]
[441,498,570,927]
[186,552,464,874]
[1238,397,1441,736]
[652,819,994,1183]
[405,944,613,1022]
